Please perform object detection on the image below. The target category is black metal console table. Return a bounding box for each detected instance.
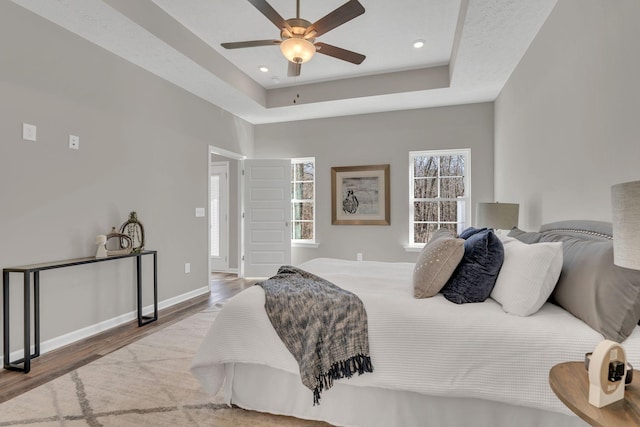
[3,250,157,373]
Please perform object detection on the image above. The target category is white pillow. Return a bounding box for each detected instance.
[491,235,563,316]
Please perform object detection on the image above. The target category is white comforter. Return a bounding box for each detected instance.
[191,258,640,415]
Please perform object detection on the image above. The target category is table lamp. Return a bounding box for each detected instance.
[612,180,640,270]
[476,202,519,230]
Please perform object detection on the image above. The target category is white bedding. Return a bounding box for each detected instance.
[191,258,640,418]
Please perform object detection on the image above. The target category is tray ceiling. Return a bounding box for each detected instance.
[11,0,558,124]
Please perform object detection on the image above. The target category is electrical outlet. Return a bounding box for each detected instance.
[22,123,37,141]
[69,135,79,150]
[184,263,191,274]
[357,253,363,261]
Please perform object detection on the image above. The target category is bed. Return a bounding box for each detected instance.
[191,221,640,427]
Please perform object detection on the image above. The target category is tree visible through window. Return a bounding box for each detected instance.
[409,149,470,245]
[291,158,315,242]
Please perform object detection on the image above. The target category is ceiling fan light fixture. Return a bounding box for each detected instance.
[280,37,316,63]
[222,0,366,76]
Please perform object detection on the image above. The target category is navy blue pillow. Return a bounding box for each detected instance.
[458,227,488,240]
[441,229,504,304]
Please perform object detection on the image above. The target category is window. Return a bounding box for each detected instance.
[409,149,470,246]
[291,158,315,245]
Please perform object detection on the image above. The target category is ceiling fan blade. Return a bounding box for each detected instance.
[288,61,301,77]
[306,0,365,38]
[247,0,291,32]
[315,42,365,64]
[221,40,281,49]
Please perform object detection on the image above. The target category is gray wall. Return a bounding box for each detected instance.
[0,3,253,354]
[254,103,495,264]
[494,0,640,231]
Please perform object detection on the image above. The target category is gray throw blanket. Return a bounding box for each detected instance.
[258,265,373,405]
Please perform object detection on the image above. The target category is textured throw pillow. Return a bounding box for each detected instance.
[491,236,563,316]
[441,229,504,304]
[413,230,465,298]
[540,233,640,342]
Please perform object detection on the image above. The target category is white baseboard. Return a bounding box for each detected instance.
[157,286,209,311]
[1,286,210,366]
[211,268,238,274]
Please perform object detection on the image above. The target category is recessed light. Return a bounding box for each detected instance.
[271,76,281,84]
[259,66,269,73]
[413,39,425,49]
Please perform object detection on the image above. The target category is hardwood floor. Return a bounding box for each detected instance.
[0,273,257,404]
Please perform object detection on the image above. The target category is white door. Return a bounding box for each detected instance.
[210,162,229,272]
[242,159,291,278]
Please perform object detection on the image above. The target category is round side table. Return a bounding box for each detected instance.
[549,361,640,426]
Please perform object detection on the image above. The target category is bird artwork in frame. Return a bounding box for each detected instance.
[331,164,390,225]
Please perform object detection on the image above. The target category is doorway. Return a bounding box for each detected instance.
[207,145,292,281]
[210,162,229,272]
[209,146,244,281]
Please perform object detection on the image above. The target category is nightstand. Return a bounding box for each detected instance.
[549,361,640,426]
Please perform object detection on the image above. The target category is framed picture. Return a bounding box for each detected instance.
[331,164,390,225]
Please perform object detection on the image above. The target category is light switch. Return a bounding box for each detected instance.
[69,135,79,150]
[22,123,37,141]
[195,208,205,217]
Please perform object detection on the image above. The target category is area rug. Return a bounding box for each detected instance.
[0,304,330,426]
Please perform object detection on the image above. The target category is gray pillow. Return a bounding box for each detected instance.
[413,230,464,298]
[508,227,543,244]
[441,229,504,304]
[540,233,640,342]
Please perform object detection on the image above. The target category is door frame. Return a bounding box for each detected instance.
[208,145,246,282]
[210,161,229,272]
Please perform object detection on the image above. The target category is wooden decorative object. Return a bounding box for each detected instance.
[588,340,627,408]
[120,211,145,253]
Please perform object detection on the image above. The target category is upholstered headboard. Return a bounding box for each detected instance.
[509,220,640,343]
[511,220,613,242]
[539,220,613,240]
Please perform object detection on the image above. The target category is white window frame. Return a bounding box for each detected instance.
[407,149,471,250]
[291,157,318,248]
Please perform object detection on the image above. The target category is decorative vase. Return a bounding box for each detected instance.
[120,211,145,253]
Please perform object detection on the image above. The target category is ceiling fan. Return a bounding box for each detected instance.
[221,0,366,77]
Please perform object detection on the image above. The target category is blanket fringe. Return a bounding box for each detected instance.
[313,354,373,405]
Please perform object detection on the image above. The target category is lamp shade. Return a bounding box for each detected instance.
[280,37,316,63]
[476,202,519,230]
[612,180,640,270]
